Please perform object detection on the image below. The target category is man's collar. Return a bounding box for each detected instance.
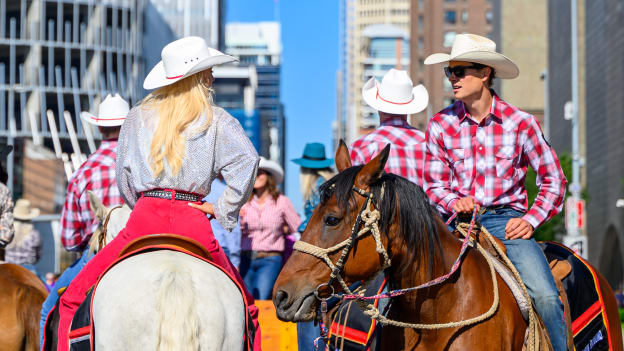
[379,115,410,127]
[458,89,503,122]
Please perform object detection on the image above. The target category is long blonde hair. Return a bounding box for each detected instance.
[141,71,214,176]
[300,168,334,202]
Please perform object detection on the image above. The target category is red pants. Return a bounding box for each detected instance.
[57,196,261,351]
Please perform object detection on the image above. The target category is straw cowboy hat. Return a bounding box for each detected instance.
[292,143,334,169]
[80,94,129,127]
[259,157,284,185]
[144,36,238,90]
[424,33,519,79]
[362,69,429,115]
[14,199,40,221]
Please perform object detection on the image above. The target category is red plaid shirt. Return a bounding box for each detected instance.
[424,92,567,229]
[350,117,426,187]
[60,140,123,251]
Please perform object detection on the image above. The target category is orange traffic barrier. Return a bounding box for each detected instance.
[257,300,298,350]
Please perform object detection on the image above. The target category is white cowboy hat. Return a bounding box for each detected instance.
[362,69,429,115]
[258,157,284,185]
[80,94,129,127]
[144,36,238,90]
[14,199,40,220]
[424,33,519,79]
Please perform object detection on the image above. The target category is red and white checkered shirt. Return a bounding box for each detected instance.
[60,140,123,251]
[424,92,567,229]
[350,117,426,187]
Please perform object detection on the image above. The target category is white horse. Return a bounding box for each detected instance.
[86,191,246,351]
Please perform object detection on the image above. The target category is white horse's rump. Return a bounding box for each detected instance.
[87,191,246,351]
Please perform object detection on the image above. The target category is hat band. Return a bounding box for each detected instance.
[303,155,327,161]
[167,74,184,79]
[376,88,414,105]
[90,116,127,121]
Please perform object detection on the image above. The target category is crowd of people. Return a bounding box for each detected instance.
[0,32,572,351]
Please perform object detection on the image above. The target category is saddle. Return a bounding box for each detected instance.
[59,234,254,351]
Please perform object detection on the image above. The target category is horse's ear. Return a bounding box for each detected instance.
[357,144,390,186]
[335,139,352,172]
[87,190,108,222]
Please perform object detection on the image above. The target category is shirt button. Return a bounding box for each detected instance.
[479,146,483,151]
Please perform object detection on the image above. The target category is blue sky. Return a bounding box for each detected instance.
[226,0,339,213]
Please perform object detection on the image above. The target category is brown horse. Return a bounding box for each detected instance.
[0,262,48,351]
[273,142,623,350]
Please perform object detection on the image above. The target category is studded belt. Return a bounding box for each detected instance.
[140,189,202,202]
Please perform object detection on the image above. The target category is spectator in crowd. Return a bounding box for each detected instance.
[240,157,301,299]
[0,144,14,255]
[44,272,58,292]
[5,199,41,275]
[40,94,128,342]
[204,176,242,268]
[292,143,335,351]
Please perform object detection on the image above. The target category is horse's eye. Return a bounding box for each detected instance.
[324,216,341,226]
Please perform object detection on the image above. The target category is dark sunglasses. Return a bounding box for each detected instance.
[444,65,482,78]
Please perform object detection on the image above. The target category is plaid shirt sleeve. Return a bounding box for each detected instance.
[424,119,460,215]
[521,117,567,228]
[60,178,88,251]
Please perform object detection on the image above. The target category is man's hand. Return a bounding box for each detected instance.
[505,218,534,239]
[452,197,481,214]
[188,202,215,219]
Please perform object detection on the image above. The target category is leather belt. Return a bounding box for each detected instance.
[140,189,202,202]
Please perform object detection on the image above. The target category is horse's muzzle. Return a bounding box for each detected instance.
[273,289,317,322]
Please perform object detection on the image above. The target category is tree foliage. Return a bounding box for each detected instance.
[525,152,587,242]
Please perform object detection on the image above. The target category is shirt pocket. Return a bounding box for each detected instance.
[495,146,518,178]
[448,148,471,184]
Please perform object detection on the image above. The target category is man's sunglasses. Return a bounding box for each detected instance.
[444,65,482,78]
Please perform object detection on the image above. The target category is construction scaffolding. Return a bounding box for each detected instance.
[0,0,145,203]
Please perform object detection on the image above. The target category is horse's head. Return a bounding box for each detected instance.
[87,191,132,253]
[274,141,404,322]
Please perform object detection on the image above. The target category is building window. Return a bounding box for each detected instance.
[418,36,424,51]
[445,0,456,2]
[418,15,424,31]
[444,10,457,24]
[486,10,493,24]
[419,0,424,11]
[443,31,456,47]
[461,10,468,24]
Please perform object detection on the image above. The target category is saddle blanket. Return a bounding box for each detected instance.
[48,245,255,351]
[541,241,613,351]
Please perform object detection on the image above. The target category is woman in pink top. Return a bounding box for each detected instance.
[240,157,301,299]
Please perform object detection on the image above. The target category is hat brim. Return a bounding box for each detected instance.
[424,51,519,79]
[81,111,126,127]
[292,158,334,169]
[14,208,40,220]
[144,54,238,90]
[361,78,429,115]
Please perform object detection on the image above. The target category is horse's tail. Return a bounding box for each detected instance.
[16,284,47,351]
[156,264,200,351]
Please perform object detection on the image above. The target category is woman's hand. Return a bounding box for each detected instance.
[188,202,215,219]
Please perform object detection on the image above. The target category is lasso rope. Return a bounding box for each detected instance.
[455,222,542,351]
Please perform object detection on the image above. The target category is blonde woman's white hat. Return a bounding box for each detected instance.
[14,199,40,220]
[143,36,238,90]
[361,69,429,115]
[258,157,284,185]
[424,33,519,79]
[80,94,129,127]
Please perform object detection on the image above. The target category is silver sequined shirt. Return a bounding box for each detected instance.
[116,105,259,231]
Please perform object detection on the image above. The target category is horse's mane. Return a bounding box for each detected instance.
[320,166,442,275]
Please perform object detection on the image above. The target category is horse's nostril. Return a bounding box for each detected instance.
[274,290,289,309]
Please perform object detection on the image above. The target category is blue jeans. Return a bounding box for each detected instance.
[40,248,93,345]
[239,253,282,300]
[451,207,567,351]
[297,321,323,350]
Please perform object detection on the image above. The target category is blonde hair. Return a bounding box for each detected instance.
[141,72,214,176]
[300,168,334,202]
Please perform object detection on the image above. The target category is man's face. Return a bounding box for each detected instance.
[446,61,489,100]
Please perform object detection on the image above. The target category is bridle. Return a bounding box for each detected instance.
[96,205,124,252]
